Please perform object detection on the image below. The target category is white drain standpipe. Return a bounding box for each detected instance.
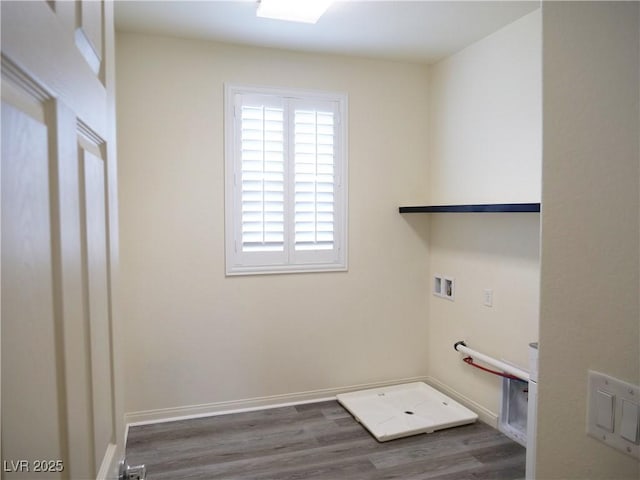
[453,340,537,478]
[453,341,530,382]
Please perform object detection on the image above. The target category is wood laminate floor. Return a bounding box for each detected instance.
[126,400,525,480]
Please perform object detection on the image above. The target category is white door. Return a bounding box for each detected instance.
[1,1,123,479]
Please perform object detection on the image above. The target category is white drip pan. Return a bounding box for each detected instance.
[337,382,478,442]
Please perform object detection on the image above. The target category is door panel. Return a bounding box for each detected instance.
[1,1,107,137]
[1,1,121,478]
[82,148,115,473]
[76,0,104,77]
[1,101,64,480]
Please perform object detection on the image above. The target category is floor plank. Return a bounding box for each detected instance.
[126,400,525,479]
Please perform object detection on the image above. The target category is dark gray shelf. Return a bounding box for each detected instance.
[399,203,540,213]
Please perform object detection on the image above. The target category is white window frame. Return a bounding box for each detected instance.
[224,83,348,276]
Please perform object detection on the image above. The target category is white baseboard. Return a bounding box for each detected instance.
[124,375,498,432]
[425,376,498,428]
[125,375,431,427]
[96,443,118,480]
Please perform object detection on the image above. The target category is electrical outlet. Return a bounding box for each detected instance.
[483,289,493,307]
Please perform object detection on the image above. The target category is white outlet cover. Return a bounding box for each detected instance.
[483,289,493,307]
[587,370,640,460]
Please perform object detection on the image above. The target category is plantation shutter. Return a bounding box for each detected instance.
[292,101,337,255]
[237,94,286,259]
[226,85,346,275]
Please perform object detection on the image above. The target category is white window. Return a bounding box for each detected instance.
[224,84,348,275]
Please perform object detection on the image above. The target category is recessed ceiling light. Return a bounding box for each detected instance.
[256,0,334,24]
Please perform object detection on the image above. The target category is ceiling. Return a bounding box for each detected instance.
[114,1,539,64]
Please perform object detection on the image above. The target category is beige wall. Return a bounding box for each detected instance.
[427,214,540,418]
[538,2,639,478]
[116,33,432,414]
[426,10,541,420]
[427,10,541,205]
